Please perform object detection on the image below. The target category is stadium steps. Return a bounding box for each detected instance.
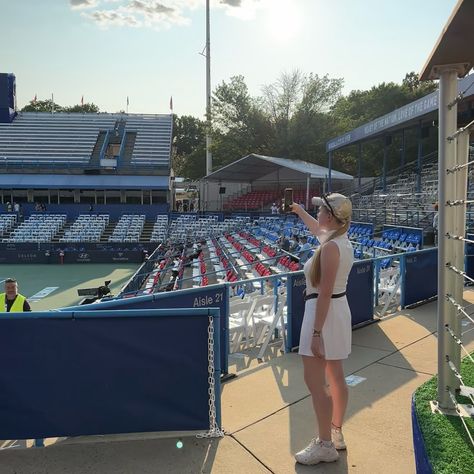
[100,221,118,242]
[88,131,108,168]
[119,132,137,167]
[140,221,154,242]
[51,221,73,242]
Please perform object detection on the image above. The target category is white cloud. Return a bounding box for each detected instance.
[72,0,266,29]
[84,9,142,27]
[70,0,99,9]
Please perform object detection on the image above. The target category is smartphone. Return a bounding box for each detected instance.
[283,188,293,213]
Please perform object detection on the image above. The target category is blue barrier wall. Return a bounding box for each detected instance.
[0,242,157,264]
[465,233,474,279]
[347,260,374,325]
[402,249,437,307]
[5,203,169,219]
[411,395,433,474]
[0,309,220,440]
[285,260,374,351]
[60,285,230,376]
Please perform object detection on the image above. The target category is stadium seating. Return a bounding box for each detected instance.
[109,214,145,242]
[4,214,66,242]
[0,214,16,236]
[125,115,172,166]
[223,190,280,211]
[60,214,109,242]
[0,112,172,168]
[150,215,169,242]
[0,113,116,164]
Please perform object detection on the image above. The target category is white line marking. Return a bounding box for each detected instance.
[29,287,59,301]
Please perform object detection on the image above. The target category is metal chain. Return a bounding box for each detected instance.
[197,315,225,439]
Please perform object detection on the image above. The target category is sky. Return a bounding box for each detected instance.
[0,0,458,119]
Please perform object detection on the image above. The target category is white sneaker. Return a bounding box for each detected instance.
[332,427,347,450]
[294,438,339,465]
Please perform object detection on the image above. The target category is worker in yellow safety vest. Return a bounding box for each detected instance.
[0,278,31,313]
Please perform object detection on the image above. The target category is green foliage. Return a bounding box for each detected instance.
[172,114,207,179]
[21,99,62,113]
[21,100,100,113]
[63,103,100,113]
[175,70,437,179]
[415,353,474,474]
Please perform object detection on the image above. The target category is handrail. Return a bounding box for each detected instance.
[99,130,110,161]
[117,130,127,164]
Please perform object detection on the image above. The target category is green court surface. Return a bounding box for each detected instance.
[0,264,139,311]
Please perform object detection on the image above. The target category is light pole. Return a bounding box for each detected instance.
[205,0,212,176]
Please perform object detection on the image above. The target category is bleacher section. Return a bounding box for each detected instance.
[223,188,320,212]
[3,214,66,242]
[0,214,16,237]
[108,214,145,242]
[60,214,109,242]
[346,151,474,230]
[125,115,172,165]
[151,215,169,242]
[167,215,250,243]
[224,190,279,211]
[0,112,172,168]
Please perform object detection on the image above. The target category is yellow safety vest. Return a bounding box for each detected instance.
[0,293,26,312]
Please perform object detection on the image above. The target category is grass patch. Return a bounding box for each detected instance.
[415,352,474,474]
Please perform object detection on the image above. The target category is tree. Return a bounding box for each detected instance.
[21,100,100,113]
[172,114,207,179]
[261,71,344,160]
[211,76,273,168]
[63,103,100,113]
[21,99,63,113]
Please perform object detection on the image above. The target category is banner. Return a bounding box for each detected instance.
[0,309,220,440]
[61,285,230,375]
[403,249,437,307]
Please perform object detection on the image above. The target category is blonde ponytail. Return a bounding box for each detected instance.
[310,221,350,288]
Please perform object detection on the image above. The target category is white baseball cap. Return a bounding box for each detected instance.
[311,193,352,223]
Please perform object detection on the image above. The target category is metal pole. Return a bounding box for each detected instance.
[453,131,469,391]
[383,140,387,193]
[401,128,406,168]
[205,0,212,175]
[417,121,423,194]
[437,68,459,408]
[358,143,362,191]
[328,152,332,193]
[306,174,310,209]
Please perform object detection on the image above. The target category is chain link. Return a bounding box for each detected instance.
[197,315,225,439]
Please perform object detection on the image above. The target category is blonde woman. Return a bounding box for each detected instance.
[291,193,354,466]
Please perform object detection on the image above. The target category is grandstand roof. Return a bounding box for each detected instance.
[326,73,474,152]
[0,174,169,190]
[204,154,353,182]
[420,0,474,80]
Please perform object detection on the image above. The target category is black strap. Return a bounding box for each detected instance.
[304,292,346,301]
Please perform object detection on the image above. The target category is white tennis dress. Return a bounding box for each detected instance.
[298,233,354,360]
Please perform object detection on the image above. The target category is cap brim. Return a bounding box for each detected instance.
[311,197,324,206]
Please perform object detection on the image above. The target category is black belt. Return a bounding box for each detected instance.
[304,291,346,301]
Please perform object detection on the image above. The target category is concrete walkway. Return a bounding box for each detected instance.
[1,295,474,474]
